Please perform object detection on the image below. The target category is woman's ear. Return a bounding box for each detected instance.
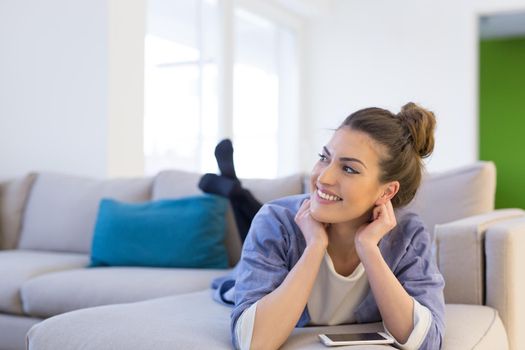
[375,181,400,205]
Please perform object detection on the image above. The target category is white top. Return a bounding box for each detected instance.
[235,251,433,350]
[307,251,369,325]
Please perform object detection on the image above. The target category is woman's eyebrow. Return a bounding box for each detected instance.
[323,146,367,169]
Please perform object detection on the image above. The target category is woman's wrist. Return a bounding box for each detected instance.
[355,241,381,263]
[305,239,328,254]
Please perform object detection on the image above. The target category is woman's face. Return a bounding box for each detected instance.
[309,127,391,224]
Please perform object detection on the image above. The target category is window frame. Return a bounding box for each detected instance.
[144,0,305,178]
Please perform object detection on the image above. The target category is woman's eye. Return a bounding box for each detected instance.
[318,153,328,162]
[343,166,359,174]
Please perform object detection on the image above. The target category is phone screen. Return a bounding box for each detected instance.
[325,332,387,342]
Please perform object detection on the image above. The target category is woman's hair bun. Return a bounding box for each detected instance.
[397,102,436,158]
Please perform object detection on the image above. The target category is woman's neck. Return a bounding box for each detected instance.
[327,223,357,247]
[325,222,362,275]
[325,211,375,276]
[326,224,358,260]
[326,209,371,255]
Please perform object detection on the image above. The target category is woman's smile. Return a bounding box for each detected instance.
[314,186,343,204]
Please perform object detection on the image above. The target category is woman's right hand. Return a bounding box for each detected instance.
[294,199,329,249]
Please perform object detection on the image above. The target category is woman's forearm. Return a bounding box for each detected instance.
[250,243,326,350]
[359,245,414,343]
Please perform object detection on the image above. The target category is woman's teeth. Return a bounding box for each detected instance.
[317,189,342,201]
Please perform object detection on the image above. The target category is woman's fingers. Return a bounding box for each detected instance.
[372,203,384,221]
[375,202,395,232]
[295,199,310,221]
[383,200,396,228]
[372,202,396,229]
[295,199,306,216]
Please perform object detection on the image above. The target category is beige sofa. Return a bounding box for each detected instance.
[0,161,522,350]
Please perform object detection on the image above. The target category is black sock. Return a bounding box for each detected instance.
[215,139,237,180]
[202,139,264,243]
[198,173,242,197]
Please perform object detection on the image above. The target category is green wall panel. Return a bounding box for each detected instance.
[479,37,525,209]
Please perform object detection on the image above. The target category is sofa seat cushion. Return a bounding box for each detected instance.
[26,290,385,350]
[0,250,88,315]
[21,267,232,318]
[26,290,508,350]
[0,313,42,350]
[443,304,508,349]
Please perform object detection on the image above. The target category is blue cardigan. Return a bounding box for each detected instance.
[211,194,445,349]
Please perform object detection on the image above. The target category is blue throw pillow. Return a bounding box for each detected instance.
[90,194,229,269]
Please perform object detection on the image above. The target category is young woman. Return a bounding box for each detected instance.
[212,102,445,350]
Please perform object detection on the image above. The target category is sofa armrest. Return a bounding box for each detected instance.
[485,217,525,350]
[435,209,524,305]
[0,173,37,250]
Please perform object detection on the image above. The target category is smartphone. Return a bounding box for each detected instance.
[318,332,395,346]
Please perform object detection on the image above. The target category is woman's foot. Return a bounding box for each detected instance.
[198,173,241,197]
[214,139,237,180]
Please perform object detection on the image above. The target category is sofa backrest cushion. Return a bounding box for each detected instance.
[0,173,37,249]
[405,161,496,237]
[17,172,153,254]
[152,170,305,266]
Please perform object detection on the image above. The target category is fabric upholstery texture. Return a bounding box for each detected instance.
[0,162,514,349]
[0,250,88,315]
[485,217,525,350]
[26,290,234,350]
[90,195,229,269]
[17,172,153,254]
[0,313,41,350]
[26,290,507,350]
[442,304,508,350]
[21,266,231,318]
[0,173,37,250]
[405,161,496,236]
[152,169,241,267]
[282,304,507,350]
[435,209,524,305]
[241,175,305,204]
[152,170,305,266]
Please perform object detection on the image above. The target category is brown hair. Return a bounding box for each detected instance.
[339,102,436,208]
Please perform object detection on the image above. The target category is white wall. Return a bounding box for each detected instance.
[302,0,525,173]
[0,0,108,181]
[0,0,145,181]
[107,0,146,178]
[2,0,525,181]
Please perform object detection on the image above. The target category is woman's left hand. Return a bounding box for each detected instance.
[354,200,397,256]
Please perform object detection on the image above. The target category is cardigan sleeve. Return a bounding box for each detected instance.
[235,301,258,350]
[393,215,446,350]
[230,203,296,349]
[383,297,433,349]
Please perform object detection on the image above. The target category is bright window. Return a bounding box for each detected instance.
[144,0,300,178]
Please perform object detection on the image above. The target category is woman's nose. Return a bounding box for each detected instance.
[318,163,337,185]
